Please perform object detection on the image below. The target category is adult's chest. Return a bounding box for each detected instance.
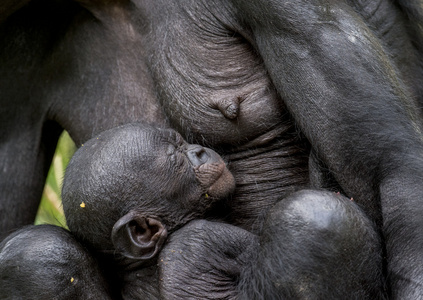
[141,0,286,149]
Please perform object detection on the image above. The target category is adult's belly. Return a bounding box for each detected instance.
[145,1,311,231]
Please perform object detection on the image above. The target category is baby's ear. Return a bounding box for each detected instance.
[111,211,167,260]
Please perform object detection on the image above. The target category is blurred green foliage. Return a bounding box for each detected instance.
[34,131,76,228]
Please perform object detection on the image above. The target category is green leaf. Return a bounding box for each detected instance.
[34,131,75,228]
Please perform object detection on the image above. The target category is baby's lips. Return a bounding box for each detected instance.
[206,164,235,199]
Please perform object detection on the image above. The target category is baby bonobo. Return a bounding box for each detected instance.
[61,123,235,269]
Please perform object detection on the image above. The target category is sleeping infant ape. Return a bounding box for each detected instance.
[62,122,235,259]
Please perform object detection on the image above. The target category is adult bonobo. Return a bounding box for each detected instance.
[1,0,423,298]
[134,1,423,298]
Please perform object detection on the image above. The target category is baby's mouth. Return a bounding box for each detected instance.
[194,161,235,199]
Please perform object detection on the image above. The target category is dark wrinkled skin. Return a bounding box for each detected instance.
[1,0,423,298]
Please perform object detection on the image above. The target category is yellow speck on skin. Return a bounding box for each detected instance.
[80,202,86,208]
[71,277,74,283]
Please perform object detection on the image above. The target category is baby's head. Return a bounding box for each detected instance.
[62,123,235,262]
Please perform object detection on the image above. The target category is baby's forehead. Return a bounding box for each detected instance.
[82,124,175,157]
[101,124,178,148]
[65,124,177,186]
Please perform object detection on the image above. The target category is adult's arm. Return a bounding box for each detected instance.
[232,0,423,297]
